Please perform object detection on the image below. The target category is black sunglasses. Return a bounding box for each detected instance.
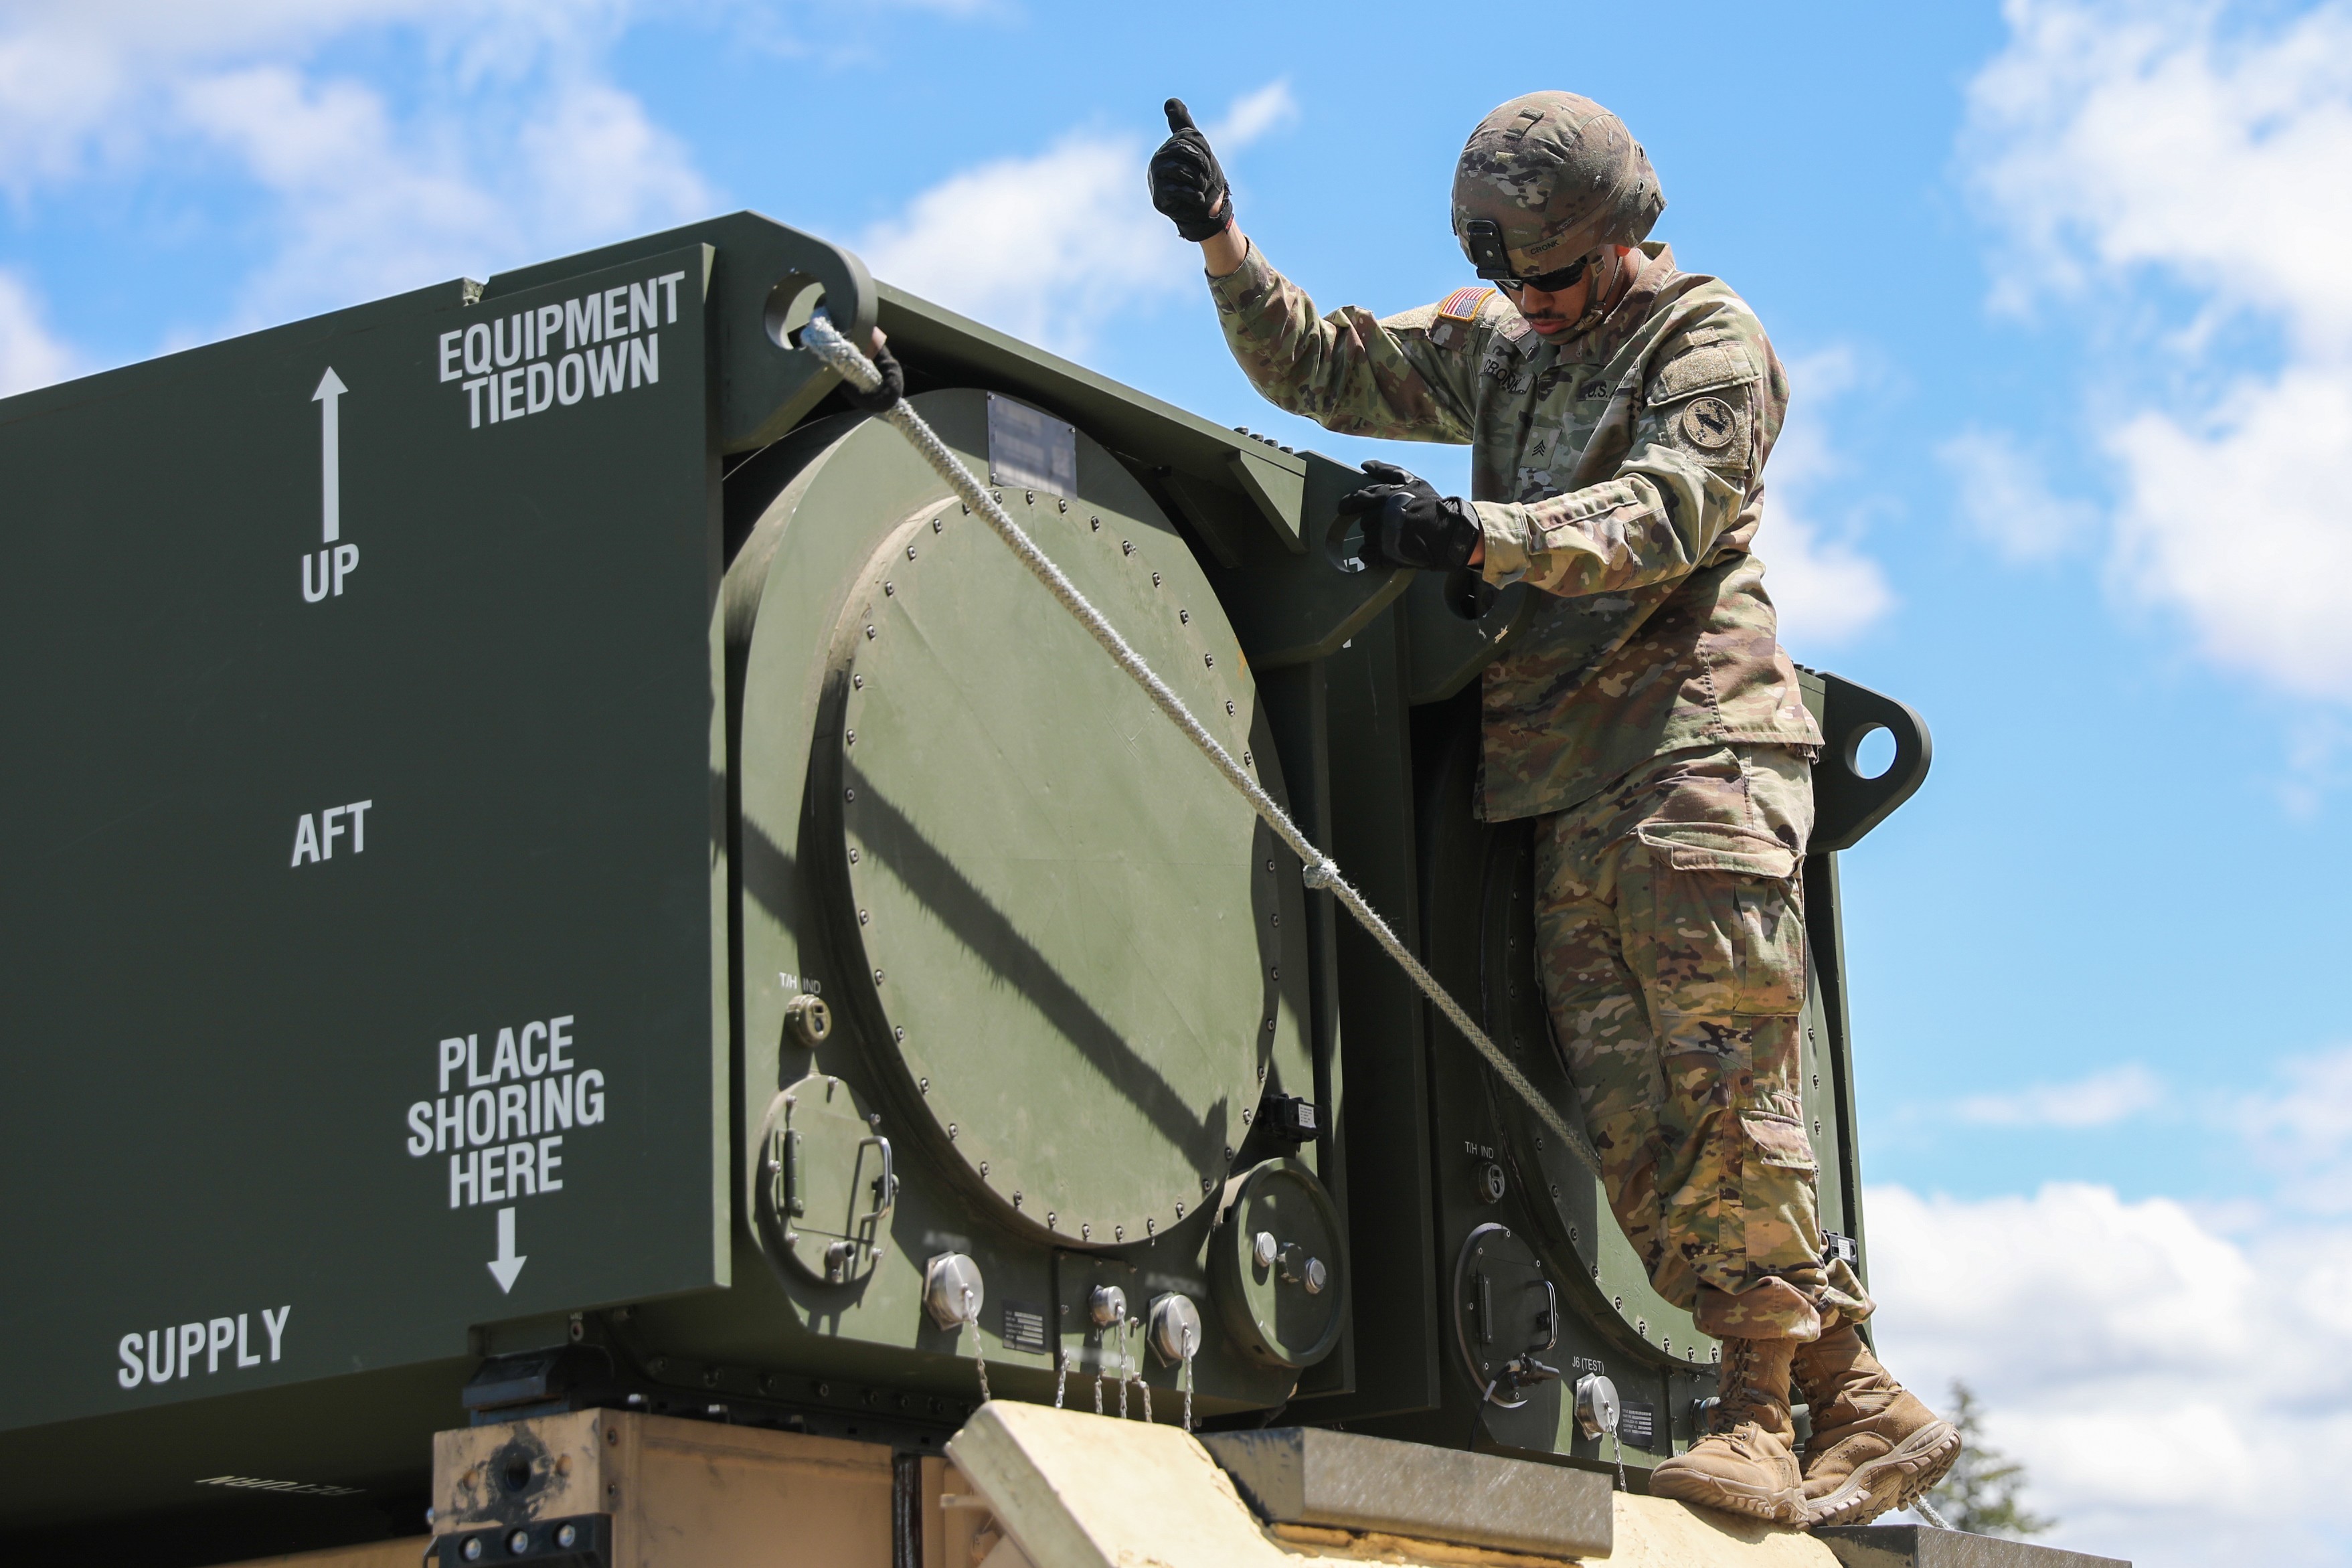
[1463,219,1595,295]
[1494,255,1592,294]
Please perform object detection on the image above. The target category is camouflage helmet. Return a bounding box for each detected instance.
[1452,92,1665,280]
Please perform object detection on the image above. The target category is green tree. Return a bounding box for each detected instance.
[1924,1381,2055,1538]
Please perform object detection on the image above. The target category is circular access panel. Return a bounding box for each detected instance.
[1452,1222,1557,1407]
[1209,1158,1344,1370]
[754,1075,894,1288]
[831,487,1280,1247]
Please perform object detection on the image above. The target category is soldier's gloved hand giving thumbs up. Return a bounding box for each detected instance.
[1149,99,1234,242]
[1336,462,1482,572]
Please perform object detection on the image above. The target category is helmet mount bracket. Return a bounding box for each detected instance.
[1464,220,1514,282]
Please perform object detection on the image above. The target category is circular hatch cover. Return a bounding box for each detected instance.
[829,488,1280,1247]
[1209,1157,1345,1370]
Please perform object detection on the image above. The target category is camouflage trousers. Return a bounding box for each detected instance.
[1532,743,1827,1338]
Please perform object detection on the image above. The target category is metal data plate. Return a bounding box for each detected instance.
[0,244,726,1432]
[986,393,1076,497]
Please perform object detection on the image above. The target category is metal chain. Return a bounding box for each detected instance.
[1116,1327,1130,1419]
[1093,1363,1106,1416]
[1054,1348,1068,1409]
[1181,1347,1195,1433]
[799,316,1603,1185]
[963,1287,991,1405]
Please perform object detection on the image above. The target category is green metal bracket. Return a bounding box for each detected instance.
[1227,445,1307,547]
[1808,670,1933,853]
[1199,450,1412,670]
[486,210,879,454]
[1402,573,1536,705]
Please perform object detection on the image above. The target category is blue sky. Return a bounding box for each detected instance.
[5,2,2349,1560]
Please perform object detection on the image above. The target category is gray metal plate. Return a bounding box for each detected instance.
[1202,1425,1612,1559]
[1817,1526,2129,1568]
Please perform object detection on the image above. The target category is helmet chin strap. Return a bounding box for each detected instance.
[1565,248,1621,336]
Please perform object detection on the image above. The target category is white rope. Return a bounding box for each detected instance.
[799,316,1602,1185]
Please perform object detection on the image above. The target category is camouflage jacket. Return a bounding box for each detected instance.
[1207,241,1821,820]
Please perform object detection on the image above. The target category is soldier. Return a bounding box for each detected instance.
[1147,93,1958,1529]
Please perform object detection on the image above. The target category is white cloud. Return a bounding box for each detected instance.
[0,270,77,396]
[1938,425,2098,563]
[169,62,711,329]
[0,2,713,336]
[1963,0,2352,699]
[517,78,710,242]
[1758,515,1898,652]
[2235,1043,2352,1213]
[1871,1042,2352,1561]
[1869,1181,2352,1567]
[0,2,627,183]
[175,64,505,321]
[1968,0,2352,348]
[1954,1061,2165,1128]
[859,131,1188,355]
[1208,78,1298,150]
[860,81,1300,357]
[1758,347,1897,651]
[2106,367,2352,701]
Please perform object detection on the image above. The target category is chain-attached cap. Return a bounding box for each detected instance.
[1452,92,1665,279]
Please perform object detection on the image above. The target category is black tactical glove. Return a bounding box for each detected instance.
[841,333,904,413]
[1149,98,1233,242]
[1335,462,1481,572]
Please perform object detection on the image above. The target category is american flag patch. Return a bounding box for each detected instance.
[1436,286,1493,322]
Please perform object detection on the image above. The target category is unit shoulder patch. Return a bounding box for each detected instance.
[1680,395,1738,450]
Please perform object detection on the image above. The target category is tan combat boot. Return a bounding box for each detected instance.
[1792,1324,1961,1528]
[1649,1333,1809,1527]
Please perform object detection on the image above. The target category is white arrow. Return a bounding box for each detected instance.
[487,1205,527,1294]
[313,367,346,544]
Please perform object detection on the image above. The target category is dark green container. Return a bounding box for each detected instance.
[0,214,1926,1563]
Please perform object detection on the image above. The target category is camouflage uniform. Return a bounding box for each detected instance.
[1208,241,1830,1330]
[1533,744,1823,1318]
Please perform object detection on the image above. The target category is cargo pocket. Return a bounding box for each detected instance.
[1622,820,1807,1017]
[1738,1110,1819,1172]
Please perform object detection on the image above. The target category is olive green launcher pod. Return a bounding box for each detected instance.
[0,213,1928,1560]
